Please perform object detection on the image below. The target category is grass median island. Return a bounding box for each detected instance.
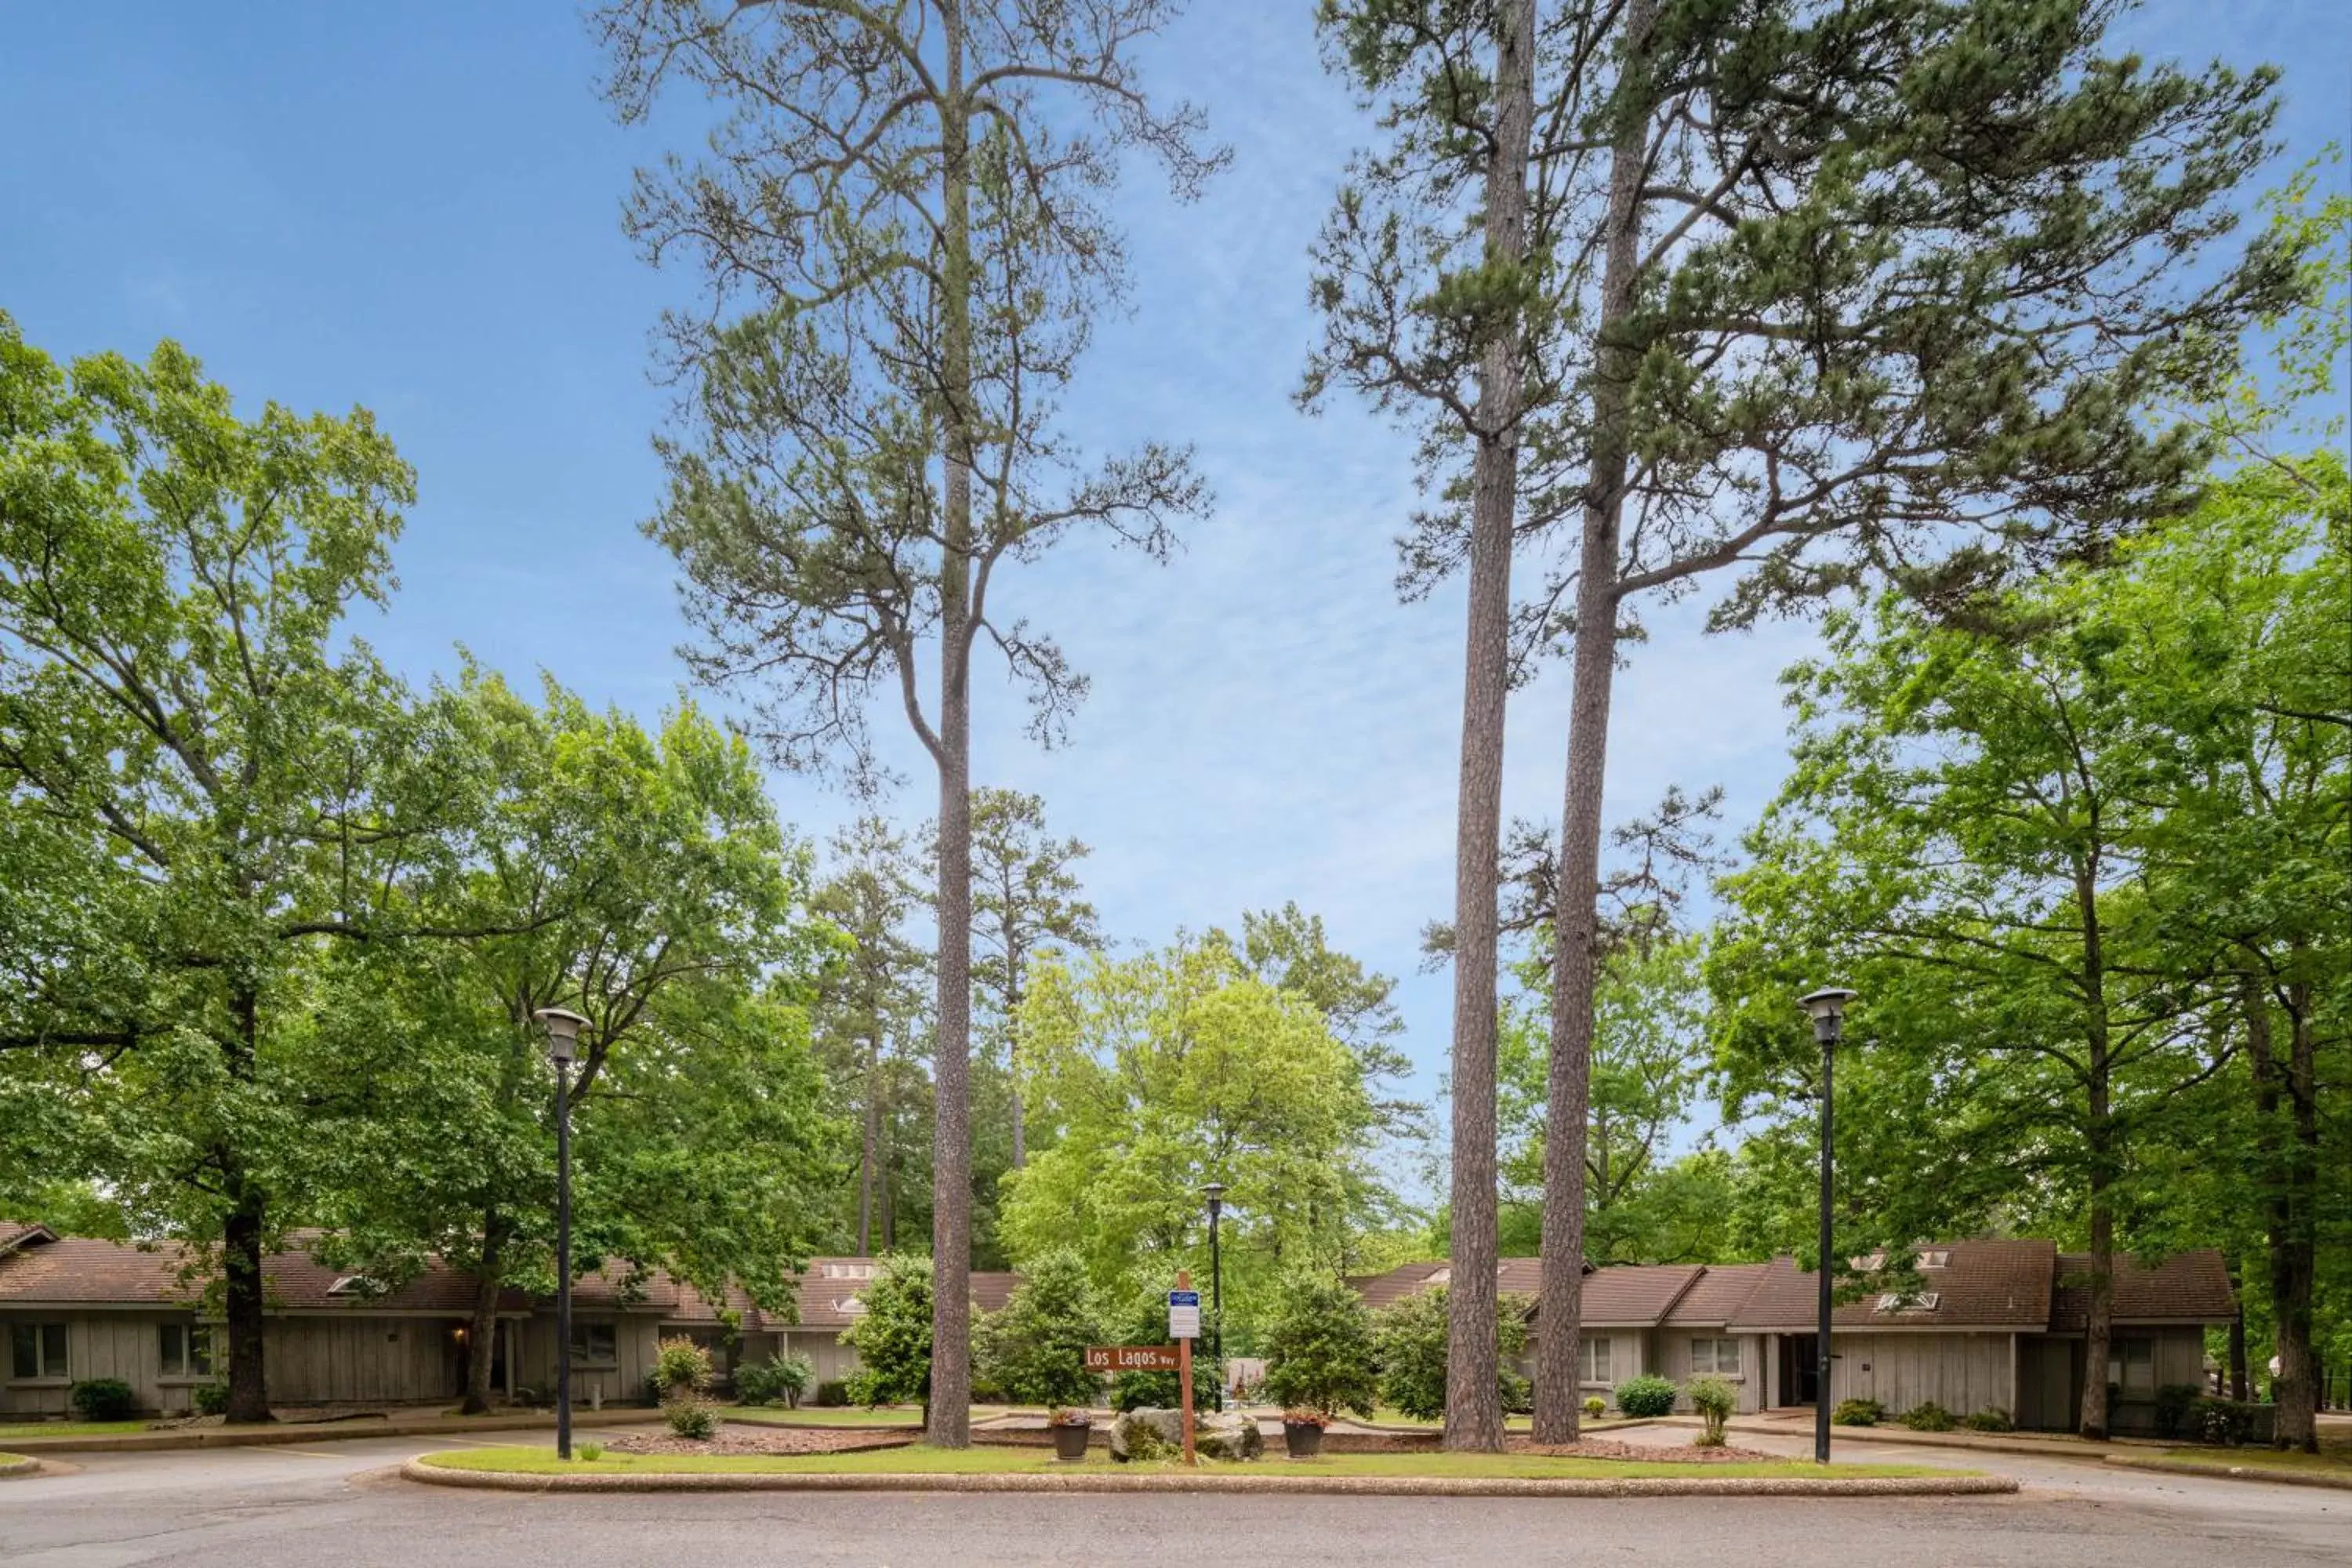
[2135,1445,2352,1478]
[720,1405,1010,1427]
[419,1443,1945,1481]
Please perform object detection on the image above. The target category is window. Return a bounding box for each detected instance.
[1581,1337,1613,1385]
[1690,1337,1741,1375]
[159,1322,215,1378]
[822,1262,877,1281]
[1873,1290,1940,1313]
[568,1321,618,1367]
[10,1322,67,1380]
[2109,1336,2156,1399]
[1917,1250,1950,1269]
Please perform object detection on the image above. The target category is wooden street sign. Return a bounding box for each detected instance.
[1084,1345,1183,1372]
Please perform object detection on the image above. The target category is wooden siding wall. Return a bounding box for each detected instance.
[263,1317,463,1404]
[1831,1332,2015,1417]
[1650,1331,1767,1413]
[779,1327,861,1387]
[2,1309,206,1417]
[514,1315,663,1406]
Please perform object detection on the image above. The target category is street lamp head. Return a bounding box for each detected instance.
[534,1007,589,1064]
[1798,986,1858,1044]
[1203,1181,1226,1218]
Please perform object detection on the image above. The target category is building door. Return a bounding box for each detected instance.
[1779,1334,1821,1406]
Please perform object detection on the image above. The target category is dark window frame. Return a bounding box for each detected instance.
[10,1321,68,1381]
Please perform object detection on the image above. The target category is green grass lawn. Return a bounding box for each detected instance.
[2140,1445,2352,1476]
[0,1421,158,1440]
[422,1443,1943,1481]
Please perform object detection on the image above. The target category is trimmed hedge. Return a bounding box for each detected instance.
[71,1378,137,1421]
[1612,1375,1678,1418]
[1831,1398,1883,1427]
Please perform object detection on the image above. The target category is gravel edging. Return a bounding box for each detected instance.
[2103,1454,2352,1491]
[0,1453,41,1479]
[400,1457,2016,1499]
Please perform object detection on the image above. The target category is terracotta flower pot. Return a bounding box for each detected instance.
[1052,1424,1092,1461]
[1282,1421,1325,1459]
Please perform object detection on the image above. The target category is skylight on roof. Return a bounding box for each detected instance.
[1874,1290,1941,1313]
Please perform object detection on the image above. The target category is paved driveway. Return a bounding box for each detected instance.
[2,1421,2341,1567]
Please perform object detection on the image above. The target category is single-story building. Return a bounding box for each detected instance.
[0,1224,1018,1418]
[1350,1239,2234,1432]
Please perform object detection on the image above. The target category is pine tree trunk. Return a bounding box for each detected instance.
[2249,972,2320,1452]
[858,1038,881,1254]
[460,1214,509,1414]
[1008,931,1026,1171]
[1442,0,1535,1458]
[926,0,975,1448]
[2227,1251,2249,1401]
[1534,0,1657,1447]
[2078,868,2113,1443]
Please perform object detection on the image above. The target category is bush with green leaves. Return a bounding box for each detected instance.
[978,1250,1105,1409]
[1685,1376,1736,1445]
[1370,1284,1534,1421]
[70,1378,137,1421]
[1831,1397,1883,1427]
[665,1397,719,1439]
[652,1336,715,1398]
[814,1379,850,1407]
[1583,1396,1606,1420]
[577,1441,605,1461]
[2191,1396,2269,1446]
[1612,1374,1678,1418]
[735,1352,814,1408]
[2153,1383,2203,1439]
[842,1252,934,1410]
[1898,1401,1956,1432]
[1962,1406,2014,1432]
[1258,1271,1378,1419]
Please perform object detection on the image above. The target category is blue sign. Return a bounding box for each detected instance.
[1168,1290,1200,1306]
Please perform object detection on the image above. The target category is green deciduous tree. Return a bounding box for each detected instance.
[843,1250,936,1413]
[0,319,421,1422]
[1372,1283,1534,1421]
[1259,1270,1380,1419]
[974,1247,1105,1408]
[601,0,1222,1448]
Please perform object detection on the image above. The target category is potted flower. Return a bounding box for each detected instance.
[1047,1406,1094,1462]
[1280,1407,1329,1459]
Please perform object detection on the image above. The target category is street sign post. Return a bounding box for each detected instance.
[1083,1345,1183,1372]
[1171,1273,1199,1465]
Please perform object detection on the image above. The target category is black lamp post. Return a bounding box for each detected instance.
[1203,1182,1226,1410]
[535,1006,587,1462]
[1798,986,1857,1466]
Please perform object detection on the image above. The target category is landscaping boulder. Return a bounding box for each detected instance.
[1196,1411,1263,1462]
[1109,1406,1183,1463]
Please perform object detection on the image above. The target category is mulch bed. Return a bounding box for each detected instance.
[1508,1436,1777,1464]
[609,1428,915,1457]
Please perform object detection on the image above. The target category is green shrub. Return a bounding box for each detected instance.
[1898,1401,1956,1432]
[1106,1284,1214,1413]
[814,1379,851,1407]
[978,1250,1105,1408]
[1369,1284,1531,1422]
[2190,1396,2268,1446]
[843,1253,935,1410]
[735,1352,813,1408]
[1259,1271,1380,1419]
[2153,1383,2202,1439]
[71,1378,137,1421]
[665,1396,718,1439]
[1584,1396,1606,1419]
[193,1382,230,1417]
[652,1335,715,1397]
[1497,1367,1534,1414]
[1962,1406,2013,1432]
[1831,1398,1883,1427]
[1612,1374,1677,1418]
[576,1441,604,1461]
[1685,1376,1736,1446]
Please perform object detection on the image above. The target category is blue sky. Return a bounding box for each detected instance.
[5,2,2346,1150]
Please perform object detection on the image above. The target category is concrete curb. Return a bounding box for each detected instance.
[2103,1454,2352,1491]
[0,1453,40,1479]
[399,1457,2017,1499]
[0,1407,657,1455]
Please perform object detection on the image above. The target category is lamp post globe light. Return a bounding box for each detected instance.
[534,1007,588,1462]
[1798,986,1857,1467]
[1202,1183,1226,1409]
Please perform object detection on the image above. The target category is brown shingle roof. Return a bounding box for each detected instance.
[0,1222,56,1256]
[1661,1262,1772,1327]
[1349,1260,1697,1327]
[0,1234,526,1314]
[2049,1250,2234,1330]
[1727,1240,2055,1331]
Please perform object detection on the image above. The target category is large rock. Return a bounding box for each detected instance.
[1109,1406,1183,1463]
[1196,1411,1264,1462]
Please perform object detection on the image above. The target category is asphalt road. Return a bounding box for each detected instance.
[2,1425,2342,1567]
